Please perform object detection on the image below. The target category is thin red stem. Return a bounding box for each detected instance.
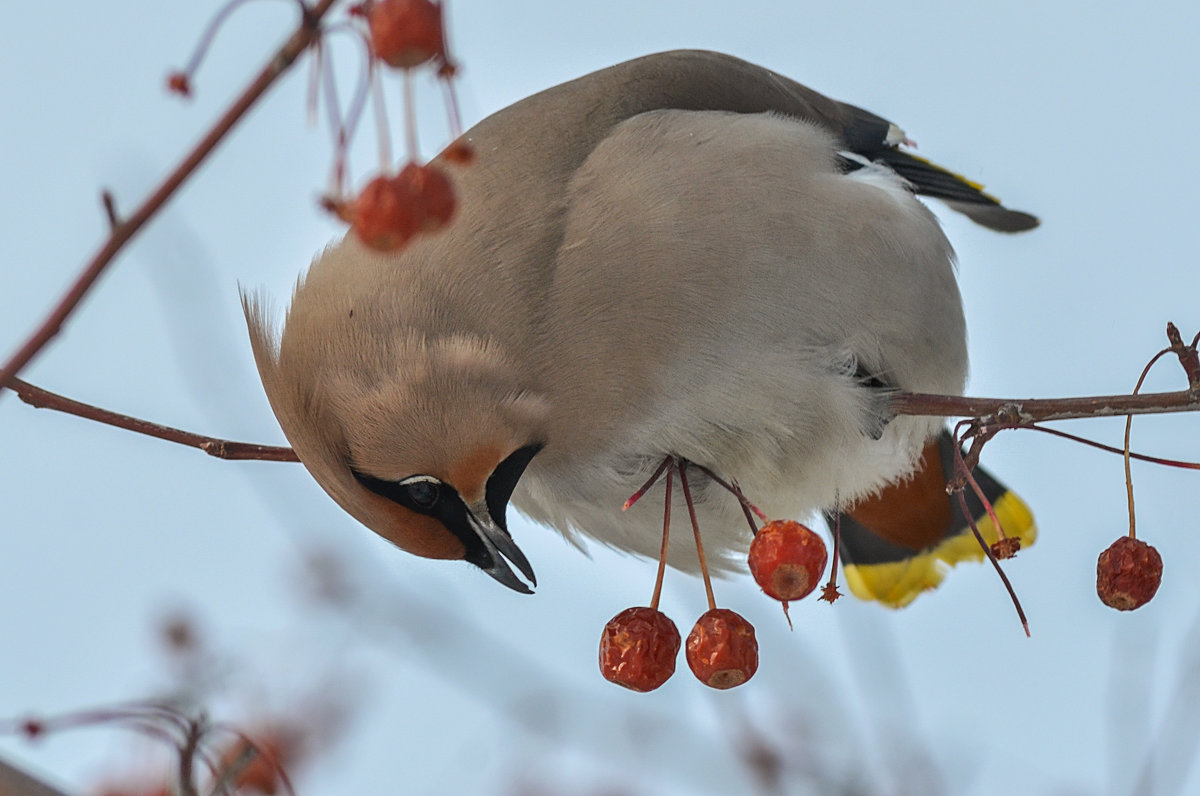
[1013,424,1200,469]
[957,454,1007,542]
[822,496,843,602]
[688,463,768,522]
[1124,347,1173,538]
[956,490,1029,636]
[622,456,671,511]
[403,68,419,161]
[649,462,673,611]
[678,461,717,612]
[371,59,392,170]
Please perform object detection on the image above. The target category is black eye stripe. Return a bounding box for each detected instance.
[353,471,453,517]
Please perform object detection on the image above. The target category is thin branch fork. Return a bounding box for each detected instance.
[0,0,341,402]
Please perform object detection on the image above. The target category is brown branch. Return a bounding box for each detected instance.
[8,325,1199,466]
[0,0,341,401]
[890,389,1200,424]
[8,377,298,462]
[7,376,1200,466]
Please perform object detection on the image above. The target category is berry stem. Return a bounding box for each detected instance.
[678,460,717,612]
[403,68,420,162]
[1125,346,1173,538]
[822,496,843,602]
[688,463,768,523]
[953,444,1008,542]
[371,60,392,170]
[956,490,1029,636]
[1010,424,1200,469]
[622,456,672,511]
[649,462,673,612]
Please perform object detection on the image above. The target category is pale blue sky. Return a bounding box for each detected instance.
[3,2,1200,794]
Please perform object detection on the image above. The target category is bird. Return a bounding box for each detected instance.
[243,50,1037,606]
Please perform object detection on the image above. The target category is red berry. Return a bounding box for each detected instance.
[598,606,681,692]
[1097,536,1163,611]
[748,520,827,602]
[396,162,456,232]
[685,608,758,689]
[367,0,445,69]
[346,174,420,252]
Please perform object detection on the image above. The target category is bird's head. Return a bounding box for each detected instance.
[241,258,549,593]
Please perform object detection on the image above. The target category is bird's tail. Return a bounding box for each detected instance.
[824,429,1036,608]
[877,148,1040,233]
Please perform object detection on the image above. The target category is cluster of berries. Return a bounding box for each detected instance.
[600,520,828,692]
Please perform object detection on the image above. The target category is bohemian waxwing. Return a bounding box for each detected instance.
[244,50,1037,605]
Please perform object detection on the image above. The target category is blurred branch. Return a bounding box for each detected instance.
[0,0,341,401]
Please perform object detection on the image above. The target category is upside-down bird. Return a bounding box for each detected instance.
[244,50,1037,607]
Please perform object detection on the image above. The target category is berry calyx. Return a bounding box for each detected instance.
[991,537,1022,560]
[748,520,827,602]
[1097,536,1163,611]
[685,608,758,689]
[366,0,446,69]
[599,607,681,692]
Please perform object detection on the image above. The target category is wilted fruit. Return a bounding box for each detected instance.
[1097,535,1162,611]
[599,606,681,692]
[685,608,758,689]
[748,520,827,601]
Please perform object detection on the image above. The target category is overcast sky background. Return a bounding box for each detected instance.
[3,1,1200,794]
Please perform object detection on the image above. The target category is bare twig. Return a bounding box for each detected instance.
[890,388,1200,424]
[0,0,341,401]
[8,377,298,462]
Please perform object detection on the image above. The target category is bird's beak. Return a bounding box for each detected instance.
[464,498,537,594]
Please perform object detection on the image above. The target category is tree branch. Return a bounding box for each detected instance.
[8,377,298,462]
[7,374,1198,466]
[889,388,1200,424]
[0,0,341,401]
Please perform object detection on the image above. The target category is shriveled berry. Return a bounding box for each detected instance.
[396,162,456,231]
[344,175,420,252]
[367,0,445,69]
[685,608,758,689]
[1097,536,1162,611]
[599,607,681,692]
[748,520,827,602]
[991,537,1022,560]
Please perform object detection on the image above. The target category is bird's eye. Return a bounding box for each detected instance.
[402,478,440,509]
